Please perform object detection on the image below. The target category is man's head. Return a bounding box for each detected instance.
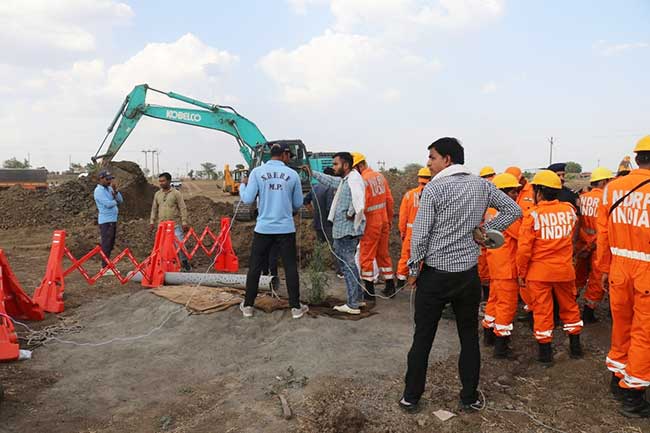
[531,170,561,203]
[158,172,172,190]
[98,169,114,186]
[332,152,354,177]
[547,162,567,185]
[270,142,295,163]
[634,135,650,169]
[492,173,521,201]
[351,152,367,173]
[427,137,464,176]
[417,167,432,185]
[589,167,614,189]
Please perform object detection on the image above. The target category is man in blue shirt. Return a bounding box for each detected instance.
[239,142,309,319]
[93,170,123,273]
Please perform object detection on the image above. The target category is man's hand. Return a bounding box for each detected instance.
[241,176,248,186]
[473,227,488,247]
[407,275,418,288]
[601,273,609,292]
[518,277,526,287]
[346,213,355,221]
[301,165,312,177]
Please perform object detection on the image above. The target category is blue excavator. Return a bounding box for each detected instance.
[93,84,334,220]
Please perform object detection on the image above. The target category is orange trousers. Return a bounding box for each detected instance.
[478,252,490,284]
[575,252,605,308]
[396,230,412,280]
[606,257,650,390]
[360,220,393,281]
[481,279,519,337]
[526,280,582,343]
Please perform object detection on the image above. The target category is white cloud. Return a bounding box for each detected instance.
[481,81,497,94]
[286,0,327,14]
[259,30,384,103]
[0,0,133,62]
[594,40,649,56]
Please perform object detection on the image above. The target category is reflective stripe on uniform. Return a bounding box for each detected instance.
[606,357,627,374]
[483,314,495,322]
[361,271,374,276]
[535,330,553,340]
[563,320,584,332]
[623,372,650,389]
[610,247,650,262]
[380,267,393,272]
[366,203,386,212]
[406,223,413,228]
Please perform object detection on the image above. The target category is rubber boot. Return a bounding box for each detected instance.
[537,342,553,364]
[494,336,511,359]
[483,327,496,346]
[569,334,583,359]
[396,278,406,290]
[364,280,375,303]
[610,374,624,401]
[382,278,396,297]
[582,305,598,324]
[620,388,650,418]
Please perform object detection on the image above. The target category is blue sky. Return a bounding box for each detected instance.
[0,0,648,175]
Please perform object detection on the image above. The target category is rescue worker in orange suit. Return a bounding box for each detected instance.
[481,173,522,358]
[478,166,496,300]
[396,167,432,288]
[597,136,650,418]
[352,153,396,299]
[517,170,583,364]
[575,167,614,323]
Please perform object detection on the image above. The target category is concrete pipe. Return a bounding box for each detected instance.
[132,272,278,290]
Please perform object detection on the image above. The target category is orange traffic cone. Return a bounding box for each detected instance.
[142,221,181,288]
[0,250,44,321]
[0,313,19,361]
[33,231,66,314]
[215,217,239,273]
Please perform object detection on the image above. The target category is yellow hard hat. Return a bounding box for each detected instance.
[479,166,496,178]
[492,173,521,190]
[590,167,614,183]
[417,167,432,178]
[634,135,650,152]
[351,152,366,167]
[531,170,562,189]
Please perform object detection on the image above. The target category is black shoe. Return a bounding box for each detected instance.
[382,279,396,297]
[569,334,583,359]
[538,342,553,364]
[483,327,496,346]
[364,280,375,301]
[610,374,624,401]
[459,397,484,412]
[620,388,650,418]
[396,278,406,290]
[398,397,419,413]
[582,306,598,323]
[494,336,511,359]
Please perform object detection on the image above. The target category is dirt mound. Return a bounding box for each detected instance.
[0,161,155,229]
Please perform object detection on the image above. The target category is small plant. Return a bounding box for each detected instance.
[307,241,329,305]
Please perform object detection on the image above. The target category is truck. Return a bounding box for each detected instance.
[0,169,48,191]
[92,84,334,220]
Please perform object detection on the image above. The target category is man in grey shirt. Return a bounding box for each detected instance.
[399,137,521,413]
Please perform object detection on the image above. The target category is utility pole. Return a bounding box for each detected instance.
[548,137,554,165]
[156,149,160,176]
[151,150,156,180]
[377,160,386,171]
[142,150,150,176]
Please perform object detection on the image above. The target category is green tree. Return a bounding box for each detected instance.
[200,162,217,180]
[68,162,84,174]
[565,162,582,174]
[3,157,31,169]
[403,163,424,175]
[187,169,194,180]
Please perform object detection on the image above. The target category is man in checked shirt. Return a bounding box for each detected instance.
[399,137,521,413]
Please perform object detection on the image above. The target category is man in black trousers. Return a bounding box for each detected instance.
[400,138,521,412]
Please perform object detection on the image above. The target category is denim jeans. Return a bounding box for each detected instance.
[333,236,362,309]
[175,226,188,263]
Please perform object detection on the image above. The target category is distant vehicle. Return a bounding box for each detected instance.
[171,179,182,190]
[0,169,48,191]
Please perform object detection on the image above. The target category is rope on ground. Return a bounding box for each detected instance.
[479,390,569,433]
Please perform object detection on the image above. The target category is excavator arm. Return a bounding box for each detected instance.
[93,84,266,166]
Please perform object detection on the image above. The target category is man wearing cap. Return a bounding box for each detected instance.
[547,162,579,206]
[239,142,309,320]
[94,170,123,273]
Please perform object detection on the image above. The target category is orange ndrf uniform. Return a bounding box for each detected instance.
[397,184,424,280]
[517,200,582,343]
[575,187,605,308]
[597,168,650,390]
[359,167,395,281]
[482,208,522,337]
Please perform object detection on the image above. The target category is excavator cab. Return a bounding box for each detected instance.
[254,140,313,192]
